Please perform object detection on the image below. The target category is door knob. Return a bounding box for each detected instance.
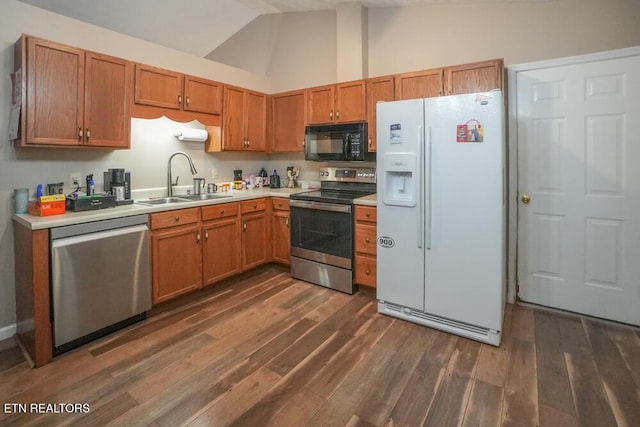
[521,194,531,204]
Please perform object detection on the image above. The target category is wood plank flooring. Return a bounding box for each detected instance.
[1,266,639,426]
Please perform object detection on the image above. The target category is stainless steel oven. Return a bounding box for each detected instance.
[290,167,376,294]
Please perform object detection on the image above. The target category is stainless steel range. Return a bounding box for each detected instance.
[290,166,376,294]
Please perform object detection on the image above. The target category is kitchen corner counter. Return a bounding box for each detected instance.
[13,187,306,230]
[354,194,377,207]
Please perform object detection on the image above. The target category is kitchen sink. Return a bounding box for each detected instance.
[174,193,233,201]
[135,197,193,205]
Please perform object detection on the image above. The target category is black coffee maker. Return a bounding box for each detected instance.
[104,168,133,205]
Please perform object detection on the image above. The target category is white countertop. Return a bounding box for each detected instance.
[14,188,378,230]
[13,188,304,230]
[354,193,377,207]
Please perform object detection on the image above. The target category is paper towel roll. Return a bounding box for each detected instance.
[175,128,208,142]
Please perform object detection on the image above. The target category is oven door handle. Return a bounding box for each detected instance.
[290,199,352,213]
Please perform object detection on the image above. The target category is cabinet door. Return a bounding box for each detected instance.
[184,75,222,115]
[134,64,183,109]
[272,210,290,265]
[366,76,395,152]
[307,85,335,124]
[395,68,443,100]
[151,224,202,304]
[444,59,503,95]
[222,85,246,150]
[26,37,84,146]
[355,254,377,288]
[245,90,267,151]
[272,90,306,152]
[336,80,366,123]
[202,217,241,286]
[242,211,268,270]
[84,52,131,148]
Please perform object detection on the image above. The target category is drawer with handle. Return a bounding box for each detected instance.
[355,223,377,256]
[241,198,267,213]
[150,208,200,230]
[355,206,376,223]
[201,202,240,221]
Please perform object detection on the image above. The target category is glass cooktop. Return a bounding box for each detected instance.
[290,189,374,204]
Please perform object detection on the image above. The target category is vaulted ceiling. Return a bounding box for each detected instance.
[18,0,547,60]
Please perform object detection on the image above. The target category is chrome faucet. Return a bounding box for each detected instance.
[167,152,198,197]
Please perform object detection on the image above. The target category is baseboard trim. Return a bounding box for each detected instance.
[0,323,17,341]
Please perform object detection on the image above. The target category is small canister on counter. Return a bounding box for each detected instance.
[13,188,28,214]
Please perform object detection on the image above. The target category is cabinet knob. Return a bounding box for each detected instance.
[368,137,372,147]
[253,203,257,209]
[196,232,200,243]
[243,223,247,231]
[247,139,250,147]
[365,212,371,217]
[86,128,90,141]
[220,209,225,215]
[365,269,371,275]
[178,94,182,105]
[336,110,340,119]
[286,217,289,227]
[78,126,83,140]
[365,238,370,243]
[329,110,333,120]
[174,216,180,221]
[205,230,209,240]
[186,96,190,106]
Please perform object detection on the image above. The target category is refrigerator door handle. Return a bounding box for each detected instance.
[418,125,424,248]
[426,125,432,250]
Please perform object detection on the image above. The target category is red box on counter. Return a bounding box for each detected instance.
[28,194,66,216]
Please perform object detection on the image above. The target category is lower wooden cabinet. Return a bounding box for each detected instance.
[241,199,269,270]
[150,208,202,303]
[202,202,242,285]
[150,200,271,304]
[354,205,377,288]
[271,198,290,265]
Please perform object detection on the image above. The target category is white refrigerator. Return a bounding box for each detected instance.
[376,91,506,346]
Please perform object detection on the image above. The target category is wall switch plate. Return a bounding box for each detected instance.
[69,172,81,188]
[212,168,219,179]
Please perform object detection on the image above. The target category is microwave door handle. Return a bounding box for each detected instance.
[345,134,351,159]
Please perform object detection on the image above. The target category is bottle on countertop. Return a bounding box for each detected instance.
[86,174,95,196]
[269,169,281,189]
[259,168,269,187]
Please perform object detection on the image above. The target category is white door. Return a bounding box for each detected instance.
[517,54,640,325]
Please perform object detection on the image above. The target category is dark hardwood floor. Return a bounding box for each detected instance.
[1,266,639,426]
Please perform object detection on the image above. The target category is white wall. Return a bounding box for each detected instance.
[266,11,338,93]
[369,0,640,76]
[266,0,640,91]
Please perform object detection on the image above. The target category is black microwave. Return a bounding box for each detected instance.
[304,122,369,161]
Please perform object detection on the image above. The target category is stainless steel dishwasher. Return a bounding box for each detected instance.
[50,214,151,354]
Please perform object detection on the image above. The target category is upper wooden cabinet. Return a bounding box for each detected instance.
[395,68,444,100]
[444,59,504,96]
[365,76,395,152]
[307,80,366,124]
[395,59,504,101]
[14,36,131,148]
[271,90,306,153]
[132,63,222,125]
[183,75,223,114]
[221,85,267,151]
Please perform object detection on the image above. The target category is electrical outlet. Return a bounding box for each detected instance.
[211,168,219,179]
[69,172,81,188]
